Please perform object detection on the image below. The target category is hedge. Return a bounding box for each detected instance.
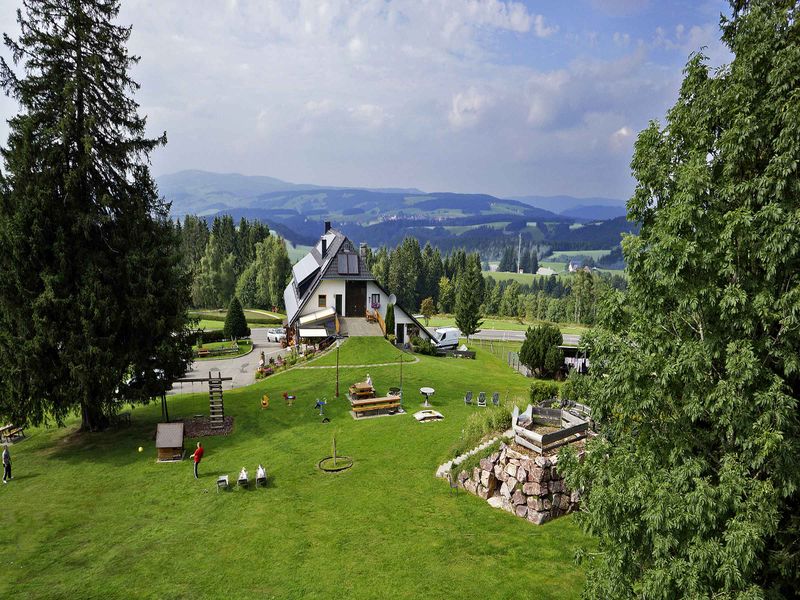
[529,380,559,404]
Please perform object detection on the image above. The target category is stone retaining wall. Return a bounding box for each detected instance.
[455,442,581,525]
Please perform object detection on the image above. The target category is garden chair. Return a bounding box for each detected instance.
[237,467,250,489]
[216,475,229,493]
[256,464,267,488]
[463,391,473,406]
[477,392,487,407]
[491,392,500,406]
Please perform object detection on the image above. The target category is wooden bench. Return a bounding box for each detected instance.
[351,396,401,418]
[197,349,210,357]
[2,425,25,442]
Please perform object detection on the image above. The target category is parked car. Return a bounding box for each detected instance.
[432,327,461,351]
[265,328,286,343]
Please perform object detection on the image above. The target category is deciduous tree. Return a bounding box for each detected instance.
[561,3,800,597]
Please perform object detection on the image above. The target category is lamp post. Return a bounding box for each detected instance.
[399,348,404,394]
[334,336,343,398]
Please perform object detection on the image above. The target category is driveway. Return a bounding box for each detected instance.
[168,328,289,395]
[470,328,581,346]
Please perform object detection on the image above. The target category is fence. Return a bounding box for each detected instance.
[507,351,533,377]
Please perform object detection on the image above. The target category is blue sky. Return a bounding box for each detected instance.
[0,0,732,200]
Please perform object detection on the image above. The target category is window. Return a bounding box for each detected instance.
[370,293,380,309]
[318,294,326,308]
[347,254,359,274]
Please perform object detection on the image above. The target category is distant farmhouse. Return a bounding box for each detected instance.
[283,222,433,345]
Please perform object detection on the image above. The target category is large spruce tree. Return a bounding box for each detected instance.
[454,256,484,340]
[0,0,194,430]
[562,2,800,597]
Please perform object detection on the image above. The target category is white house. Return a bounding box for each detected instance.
[283,222,433,344]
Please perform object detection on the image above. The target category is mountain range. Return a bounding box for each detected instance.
[157,170,636,255]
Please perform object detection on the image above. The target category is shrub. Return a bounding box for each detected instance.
[559,369,591,404]
[410,336,437,356]
[519,323,563,377]
[449,405,512,458]
[384,303,395,339]
[529,380,559,404]
[192,329,228,344]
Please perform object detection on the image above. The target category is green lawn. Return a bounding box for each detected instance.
[427,316,590,336]
[549,250,612,260]
[195,319,225,330]
[190,308,285,329]
[307,336,415,366]
[193,339,253,360]
[0,338,590,599]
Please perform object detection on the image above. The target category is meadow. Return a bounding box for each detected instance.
[426,315,590,336]
[0,338,590,599]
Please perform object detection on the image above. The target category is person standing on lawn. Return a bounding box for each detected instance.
[191,442,204,479]
[2,445,10,483]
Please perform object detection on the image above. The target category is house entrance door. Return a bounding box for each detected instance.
[335,294,343,315]
[344,281,366,316]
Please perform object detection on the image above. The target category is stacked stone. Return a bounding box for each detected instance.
[456,443,581,525]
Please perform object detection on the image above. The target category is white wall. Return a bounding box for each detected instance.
[298,279,345,319]
[299,278,432,341]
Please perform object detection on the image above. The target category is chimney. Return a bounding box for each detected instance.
[321,238,327,256]
[359,243,368,260]
[324,221,331,233]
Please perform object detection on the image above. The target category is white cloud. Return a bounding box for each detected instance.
[0,0,718,199]
[449,88,491,129]
[613,32,631,47]
[533,15,558,38]
[349,103,386,128]
[610,126,633,150]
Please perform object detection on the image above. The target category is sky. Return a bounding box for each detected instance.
[0,0,732,200]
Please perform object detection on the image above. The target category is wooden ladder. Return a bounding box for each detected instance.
[208,370,225,428]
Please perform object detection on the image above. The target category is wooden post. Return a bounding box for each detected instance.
[335,340,340,398]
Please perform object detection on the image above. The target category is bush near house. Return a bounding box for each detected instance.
[530,380,559,404]
[410,336,437,356]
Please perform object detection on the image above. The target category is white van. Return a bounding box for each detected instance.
[433,327,461,351]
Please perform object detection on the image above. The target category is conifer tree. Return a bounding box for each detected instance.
[384,303,395,340]
[223,296,249,340]
[454,257,483,340]
[0,0,194,430]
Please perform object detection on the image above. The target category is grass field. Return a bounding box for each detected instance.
[549,250,612,260]
[0,338,590,599]
[427,316,590,336]
[195,319,225,330]
[307,336,415,366]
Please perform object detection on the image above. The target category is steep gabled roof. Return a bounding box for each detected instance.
[284,228,371,325]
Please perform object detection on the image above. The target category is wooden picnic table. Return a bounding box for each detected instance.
[350,396,401,418]
[1,423,25,442]
[349,382,375,399]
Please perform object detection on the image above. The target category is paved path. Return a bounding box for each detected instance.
[470,329,581,346]
[168,328,288,395]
